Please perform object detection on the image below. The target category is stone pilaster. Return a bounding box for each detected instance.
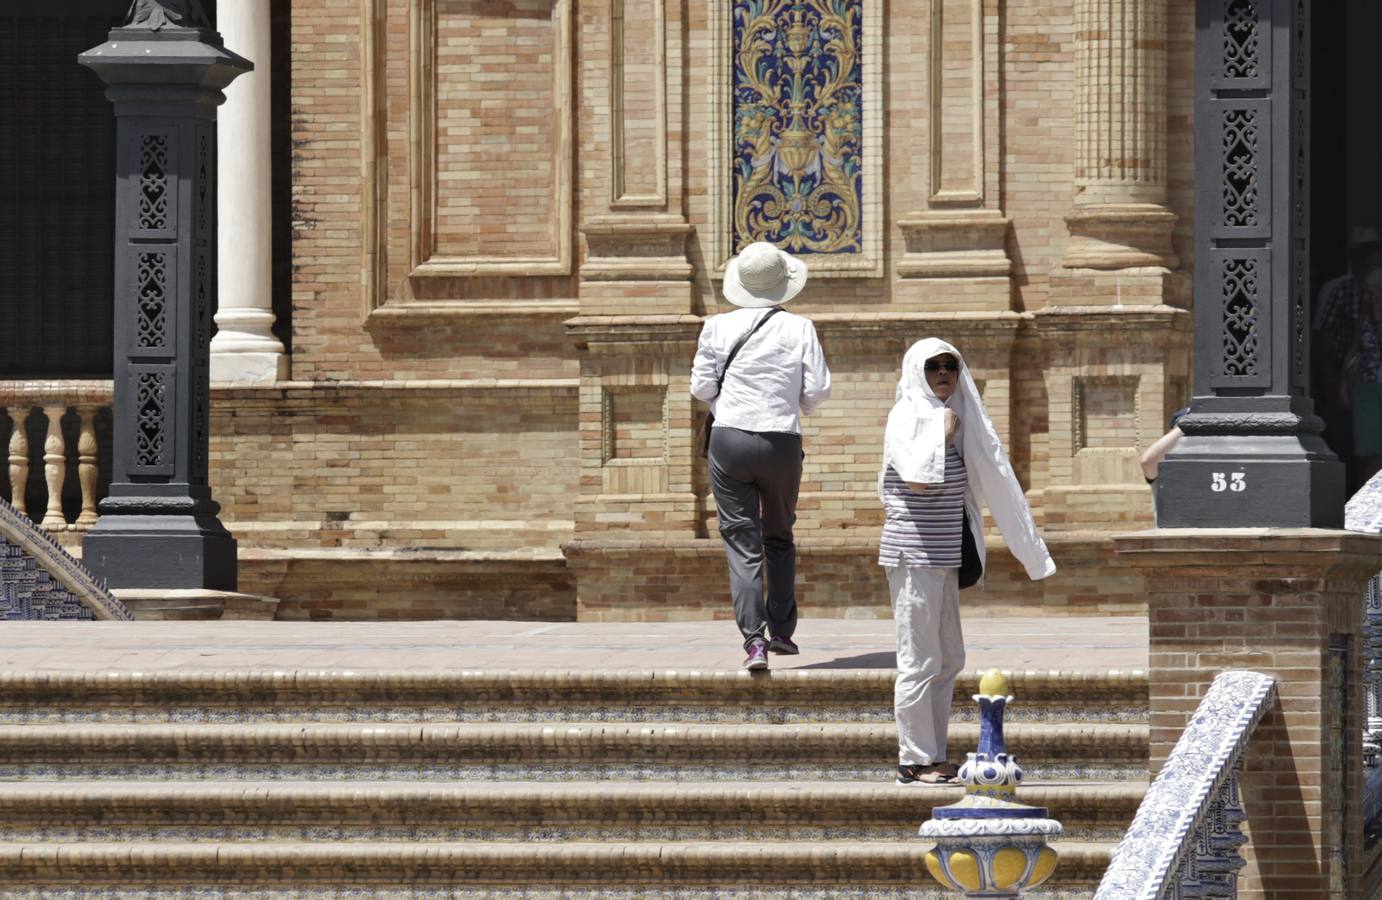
[1116,530,1382,898]
[576,0,692,315]
[1035,306,1191,532]
[566,316,701,538]
[894,0,1012,313]
[568,0,697,568]
[1061,0,1177,277]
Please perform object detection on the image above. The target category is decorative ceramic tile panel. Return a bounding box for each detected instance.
[732,0,863,255]
[1094,670,1276,900]
[0,496,130,621]
[1346,470,1382,535]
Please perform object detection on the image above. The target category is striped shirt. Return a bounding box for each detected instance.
[879,445,967,568]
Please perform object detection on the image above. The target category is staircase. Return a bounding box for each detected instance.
[0,668,1146,895]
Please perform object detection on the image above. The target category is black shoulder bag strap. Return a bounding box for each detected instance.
[697,307,783,459]
[712,306,783,398]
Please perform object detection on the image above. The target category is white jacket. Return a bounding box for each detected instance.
[880,338,1055,582]
[690,307,831,435]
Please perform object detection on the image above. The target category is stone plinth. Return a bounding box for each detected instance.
[112,588,280,620]
[1116,529,1382,898]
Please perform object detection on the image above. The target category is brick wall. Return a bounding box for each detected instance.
[213,0,1206,616]
[1118,531,1382,897]
[210,383,578,551]
[568,533,1145,623]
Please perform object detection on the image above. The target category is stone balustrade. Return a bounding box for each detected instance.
[0,381,112,534]
[1094,670,1277,899]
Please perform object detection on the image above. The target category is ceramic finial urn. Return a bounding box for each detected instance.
[919,669,1063,897]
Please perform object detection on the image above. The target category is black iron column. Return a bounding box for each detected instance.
[1157,0,1344,527]
[79,1,249,588]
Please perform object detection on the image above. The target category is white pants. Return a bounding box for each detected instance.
[888,565,966,765]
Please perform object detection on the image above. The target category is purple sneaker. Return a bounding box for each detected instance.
[767,635,799,655]
[743,640,769,671]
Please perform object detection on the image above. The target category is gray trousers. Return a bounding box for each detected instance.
[708,426,802,650]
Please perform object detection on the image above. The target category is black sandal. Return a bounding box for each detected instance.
[896,764,955,785]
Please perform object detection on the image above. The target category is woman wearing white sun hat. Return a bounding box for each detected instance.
[691,242,832,671]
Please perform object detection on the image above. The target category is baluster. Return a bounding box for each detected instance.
[75,407,99,527]
[40,405,68,530]
[6,407,29,516]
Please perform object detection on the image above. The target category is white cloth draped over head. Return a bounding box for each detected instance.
[880,338,1056,582]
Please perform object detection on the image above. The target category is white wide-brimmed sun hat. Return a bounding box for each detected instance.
[722,242,808,308]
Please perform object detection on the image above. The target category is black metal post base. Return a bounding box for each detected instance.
[83,512,237,591]
[1156,428,1345,528]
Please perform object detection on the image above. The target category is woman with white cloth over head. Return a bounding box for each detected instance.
[880,338,1055,785]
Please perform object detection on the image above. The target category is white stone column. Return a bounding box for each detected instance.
[212,0,287,383]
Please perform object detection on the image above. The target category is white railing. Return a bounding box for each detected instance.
[0,381,112,532]
[1094,670,1277,900]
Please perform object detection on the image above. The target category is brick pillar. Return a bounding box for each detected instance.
[1116,530,1382,898]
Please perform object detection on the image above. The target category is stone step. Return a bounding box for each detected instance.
[0,780,1143,843]
[0,840,1113,891]
[0,669,1147,724]
[0,722,1149,782]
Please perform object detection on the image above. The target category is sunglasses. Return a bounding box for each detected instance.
[924,361,960,373]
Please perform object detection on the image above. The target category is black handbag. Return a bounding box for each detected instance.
[696,308,783,458]
[959,509,983,589]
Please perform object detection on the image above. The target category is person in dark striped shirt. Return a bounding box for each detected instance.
[880,339,1055,786]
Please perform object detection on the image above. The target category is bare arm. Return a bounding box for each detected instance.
[1139,427,1184,481]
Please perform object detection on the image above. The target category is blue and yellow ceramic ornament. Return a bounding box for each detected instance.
[919,669,1063,898]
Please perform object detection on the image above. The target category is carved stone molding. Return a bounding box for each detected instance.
[896,210,1011,279]
[1062,204,1179,271]
[580,216,694,283]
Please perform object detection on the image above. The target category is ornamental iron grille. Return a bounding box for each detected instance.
[1289,0,1310,393]
[731,0,863,255]
[135,252,169,350]
[1368,576,1382,754]
[192,130,211,482]
[133,369,169,471]
[1221,109,1260,228]
[1221,256,1262,378]
[124,124,181,478]
[1197,0,1306,392]
[1222,0,1260,79]
[137,134,171,231]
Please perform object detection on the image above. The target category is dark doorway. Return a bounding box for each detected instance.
[0,2,128,378]
[1310,0,1382,494]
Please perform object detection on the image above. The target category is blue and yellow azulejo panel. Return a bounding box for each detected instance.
[732,0,863,255]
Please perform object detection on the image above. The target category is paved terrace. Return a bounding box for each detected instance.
[0,617,1148,672]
